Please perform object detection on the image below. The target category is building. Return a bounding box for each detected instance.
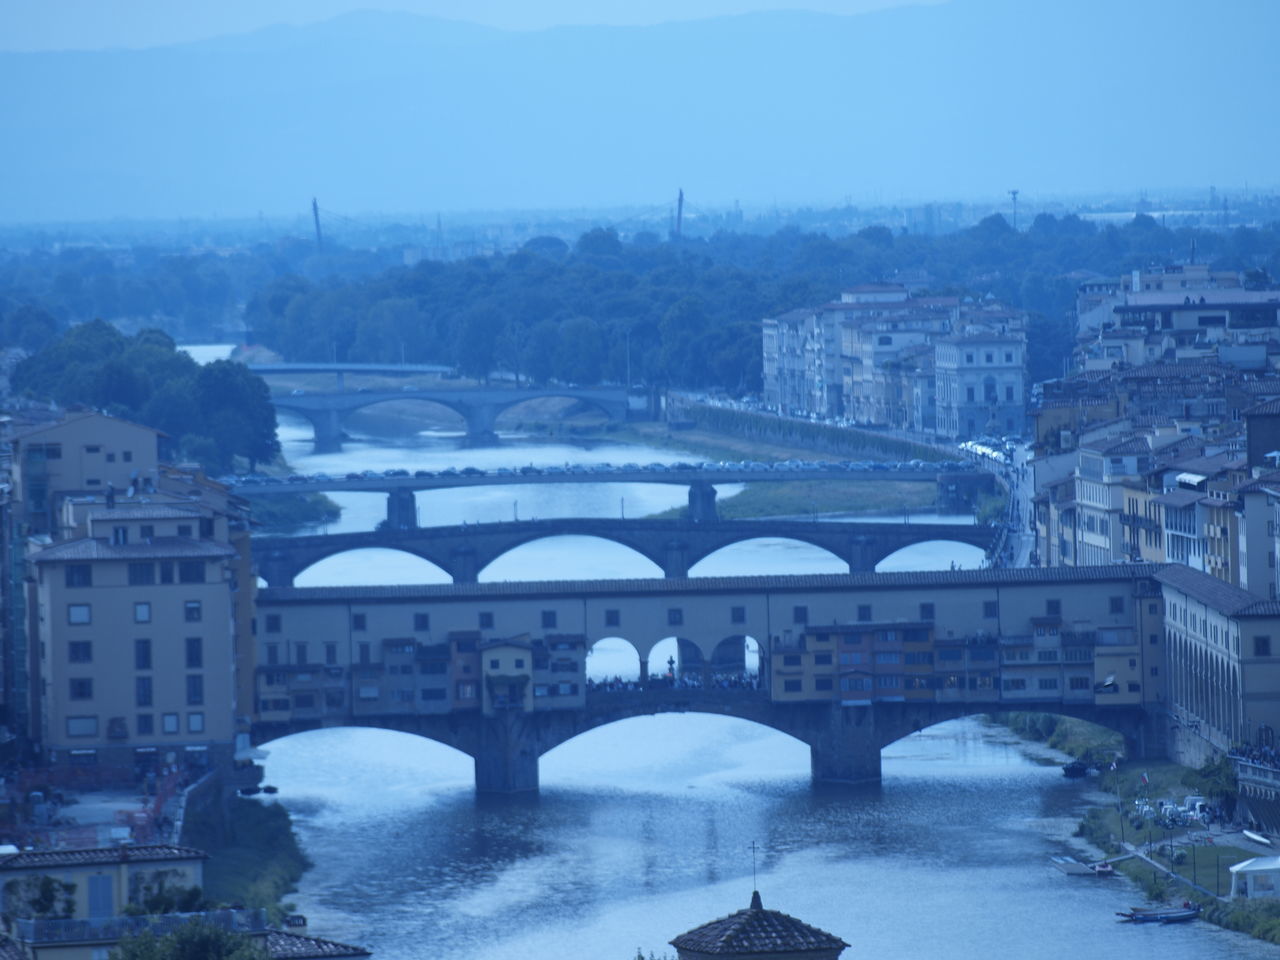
[669,891,847,960]
[934,330,1026,440]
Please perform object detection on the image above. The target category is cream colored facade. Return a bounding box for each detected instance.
[0,845,204,921]
[7,413,161,534]
[1158,564,1280,767]
[29,503,239,777]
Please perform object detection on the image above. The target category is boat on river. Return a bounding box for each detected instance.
[1062,760,1089,778]
[1116,903,1201,924]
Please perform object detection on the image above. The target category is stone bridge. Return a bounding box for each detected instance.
[252,517,1001,585]
[270,386,630,450]
[251,688,1154,793]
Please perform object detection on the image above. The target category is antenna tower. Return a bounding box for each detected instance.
[312,197,324,252]
[1008,189,1019,231]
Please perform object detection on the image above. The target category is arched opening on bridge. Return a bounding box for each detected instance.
[256,727,475,801]
[294,548,452,587]
[647,637,706,681]
[875,539,987,573]
[494,395,615,430]
[688,538,846,577]
[344,397,467,437]
[586,637,642,682]
[709,635,761,678]
[478,535,662,582]
[539,714,810,790]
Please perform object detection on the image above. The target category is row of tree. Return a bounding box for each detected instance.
[12,322,279,472]
[244,215,1280,390]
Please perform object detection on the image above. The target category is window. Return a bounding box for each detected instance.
[134,602,151,624]
[180,636,202,669]
[1046,599,1061,616]
[515,658,525,669]
[177,525,192,537]
[814,653,832,665]
[266,614,282,633]
[919,603,935,620]
[69,678,93,700]
[1109,596,1124,614]
[64,564,92,587]
[815,677,833,691]
[139,523,152,539]
[68,604,91,625]
[325,643,337,666]
[541,610,557,629]
[1068,676,1090,691]
[1002,678,1027,691]
[359,643,371,665]
[668,608,684,626]
[783,679,802,693]
[857,604,871,622]
[966,386,975,402]
[137,714,154,735]
[159,562,174,584]
[184,601,202,623]
[111,526,128,546]
[188,713,205,734]
[874,651,900,664]
[783,654,801,666]
[293,642,307,666]
[1150,666,1159,677]
[730,606,745,624]
[1256,635,1273,657]
[983,600,998,618]
[414,612,430,631]
[1005,386,1014,401]
[66,716,98,737]
[162,713,179,734]
[1038,678,1058,690]
[136,677,153,707]
[266,644,279,666]
[352,613,367,631]
[135,638,151,670]
[128,562,155,585]
[421,688,447,701]
[1127,682,1140,693]
[186,675,204,706]
[457,682,477,699]
[604,609,621,627]
[479,612,494,629]
[489,659,500,669]
[69,640,92,663]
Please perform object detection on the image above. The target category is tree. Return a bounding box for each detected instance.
[110,920,266,960]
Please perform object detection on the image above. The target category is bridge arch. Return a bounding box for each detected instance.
[491,393,620,426]
[688,537,848,577]
[586,636,643,681]
[475,533,665,581]
[874,538,989,573]
[339,395,470,430]
[291,546,454,587]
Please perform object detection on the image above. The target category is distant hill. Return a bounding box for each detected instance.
[2,0,1277,221]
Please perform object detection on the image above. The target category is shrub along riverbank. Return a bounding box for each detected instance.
[998,712,1280,942]
[181,797,310,923]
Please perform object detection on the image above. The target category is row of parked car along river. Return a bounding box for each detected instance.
[219,458,975,486]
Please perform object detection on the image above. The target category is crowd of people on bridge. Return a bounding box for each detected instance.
[1231,742,1280,771]
[586,671,760,693]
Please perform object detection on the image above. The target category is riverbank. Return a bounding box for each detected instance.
[997,712,1280,943]
[181,796,310,922]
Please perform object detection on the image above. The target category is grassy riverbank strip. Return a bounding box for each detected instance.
[182,797,310,922]
[996,712,1280,942]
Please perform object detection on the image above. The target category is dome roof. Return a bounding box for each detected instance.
[670,892,848,957]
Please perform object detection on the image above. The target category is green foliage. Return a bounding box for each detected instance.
[109,919,266,960]
[1,875,77,923]
[13,324,280,473]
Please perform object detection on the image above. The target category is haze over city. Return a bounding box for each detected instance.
[2,0,1277,221]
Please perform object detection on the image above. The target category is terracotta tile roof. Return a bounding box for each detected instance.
[1156,564,1280,617]
[265,931,371,959]
[28,537,235,564]
[0,844,207,870]
[261,565,1164,605]
[1244,398,1280,416]
[84,505,205,521]
[670,892,847,955]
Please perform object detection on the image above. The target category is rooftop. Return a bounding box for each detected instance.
[0,844,207,870]
[1156,564,1280,618]
[265,931,371,959]
[29,537,235,564]
[670,891,847,956]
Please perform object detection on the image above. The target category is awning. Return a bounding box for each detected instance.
[1175,472,1207,486]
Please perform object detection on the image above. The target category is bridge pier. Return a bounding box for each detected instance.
[450,547,479,583]
[312,409,345,454]
[809,704,883,784]
[662,540,691,578]
[386,489,417,530]
[687,481,719,523]
[846,535,877,573]
[463,404,501,447]
[474,715,540,793]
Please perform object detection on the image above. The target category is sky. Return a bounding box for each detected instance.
[0,0,941,50]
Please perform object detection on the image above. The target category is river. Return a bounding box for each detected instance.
[236,388,1269,960]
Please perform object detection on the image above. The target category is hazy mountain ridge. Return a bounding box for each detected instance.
[3,0,1276,221]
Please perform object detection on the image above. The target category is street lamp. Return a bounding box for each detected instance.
[667,655,676,679]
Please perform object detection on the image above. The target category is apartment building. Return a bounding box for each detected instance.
[934,331,1026,440]
[28,502,239,780]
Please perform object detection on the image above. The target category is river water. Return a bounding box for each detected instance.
[240,399,1269,960]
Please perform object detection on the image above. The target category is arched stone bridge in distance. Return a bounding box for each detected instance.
[268,385,630,450]
[252,517,1002,585]
[250,688,1154,793]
